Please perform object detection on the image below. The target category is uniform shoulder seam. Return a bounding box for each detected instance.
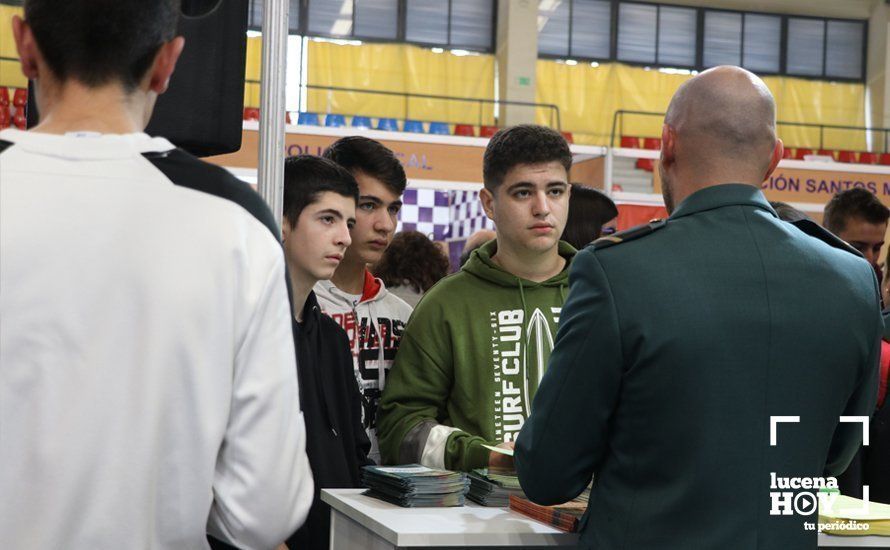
[789,218,863,259]
[590,219,666,251]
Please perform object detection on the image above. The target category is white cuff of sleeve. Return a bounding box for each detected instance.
[420,425,461,469]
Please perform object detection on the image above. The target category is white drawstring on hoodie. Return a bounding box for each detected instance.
[353,297,386,392]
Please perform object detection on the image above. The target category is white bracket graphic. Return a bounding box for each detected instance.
[770,416,800,446]
[839,416,870,446]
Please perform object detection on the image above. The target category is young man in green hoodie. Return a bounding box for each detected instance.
[377,124,575,472]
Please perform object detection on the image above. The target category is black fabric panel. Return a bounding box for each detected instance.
[144,148,279,239]
[144,148,293,307]
[0,140,13,154]
[207,535,240,550]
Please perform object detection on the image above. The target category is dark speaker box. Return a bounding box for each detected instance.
[146,0,250,157]
[28,1,249,157]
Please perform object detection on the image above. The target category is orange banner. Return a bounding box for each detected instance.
[761,167,890,207]
[207,129,485,183]
[616,204,668,230]
[207,129,605,189]
[652,161,890,207]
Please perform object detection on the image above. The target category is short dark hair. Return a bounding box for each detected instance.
[373,231,450,293]
[823,188,890,235]
[769,201,810,223]
[323,136,407,196]
[561,184,618,249]
[283,155,359,227]
[482,124,572,191]
[24,0,180,91]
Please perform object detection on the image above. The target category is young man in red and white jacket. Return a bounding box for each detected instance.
[316,136,413,463]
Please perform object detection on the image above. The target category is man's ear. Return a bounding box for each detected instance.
[281,217,294,243]
[660,124,676,170]
[12,16,40,80]
[764,138,784,181]
[479,187,496,221]
[148,37,185,94]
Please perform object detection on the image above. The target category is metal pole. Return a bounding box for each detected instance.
[296,38,304,116]
[257,0,289,230]
[604,147,614,196]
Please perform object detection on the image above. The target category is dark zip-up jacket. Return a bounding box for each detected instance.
[287,291,373,550]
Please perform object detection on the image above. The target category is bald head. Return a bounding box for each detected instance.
[658,66,782,212]
[665,66,777,171]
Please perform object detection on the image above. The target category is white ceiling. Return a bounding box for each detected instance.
[650,0,880,20]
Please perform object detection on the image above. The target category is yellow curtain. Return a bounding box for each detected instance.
[536,61,686,145]
[242,36,262,108]
[536,60,867,150]
[0,4,27,89]
[306,40,496,125]
[763,76,866,150]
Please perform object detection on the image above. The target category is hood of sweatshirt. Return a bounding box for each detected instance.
[462,239,576,289]
[315,269,391,309]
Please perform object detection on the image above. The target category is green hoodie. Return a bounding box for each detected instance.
[377,239,576,472]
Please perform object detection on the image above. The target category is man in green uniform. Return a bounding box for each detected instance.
[515,66,882,549]
[377,125,575,472]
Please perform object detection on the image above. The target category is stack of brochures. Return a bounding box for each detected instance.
[467,468,525,507]
[361,464,470,508]
[508,488,590,533]
[818,494,890,536]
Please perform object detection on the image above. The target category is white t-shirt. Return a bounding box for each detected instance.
[0,129,313,549]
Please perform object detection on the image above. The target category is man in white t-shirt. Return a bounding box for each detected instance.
[0,2,312,548]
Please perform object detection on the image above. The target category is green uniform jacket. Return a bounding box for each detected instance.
[377,240,576,471]
[515,184,882,550]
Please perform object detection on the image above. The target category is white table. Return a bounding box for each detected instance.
[321,489,579,549]
[322,489,889,549]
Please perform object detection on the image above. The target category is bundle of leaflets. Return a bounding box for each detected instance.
[467,468,525,507]
[361,464,470,508]
[508,490,590,533]
[818,494,890,536]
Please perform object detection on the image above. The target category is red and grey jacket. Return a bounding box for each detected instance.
[314,270,413,463]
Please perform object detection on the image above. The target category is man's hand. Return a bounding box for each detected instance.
[487,441,515,472]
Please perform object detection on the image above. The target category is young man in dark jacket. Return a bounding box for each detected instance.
[281,155,373,550]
